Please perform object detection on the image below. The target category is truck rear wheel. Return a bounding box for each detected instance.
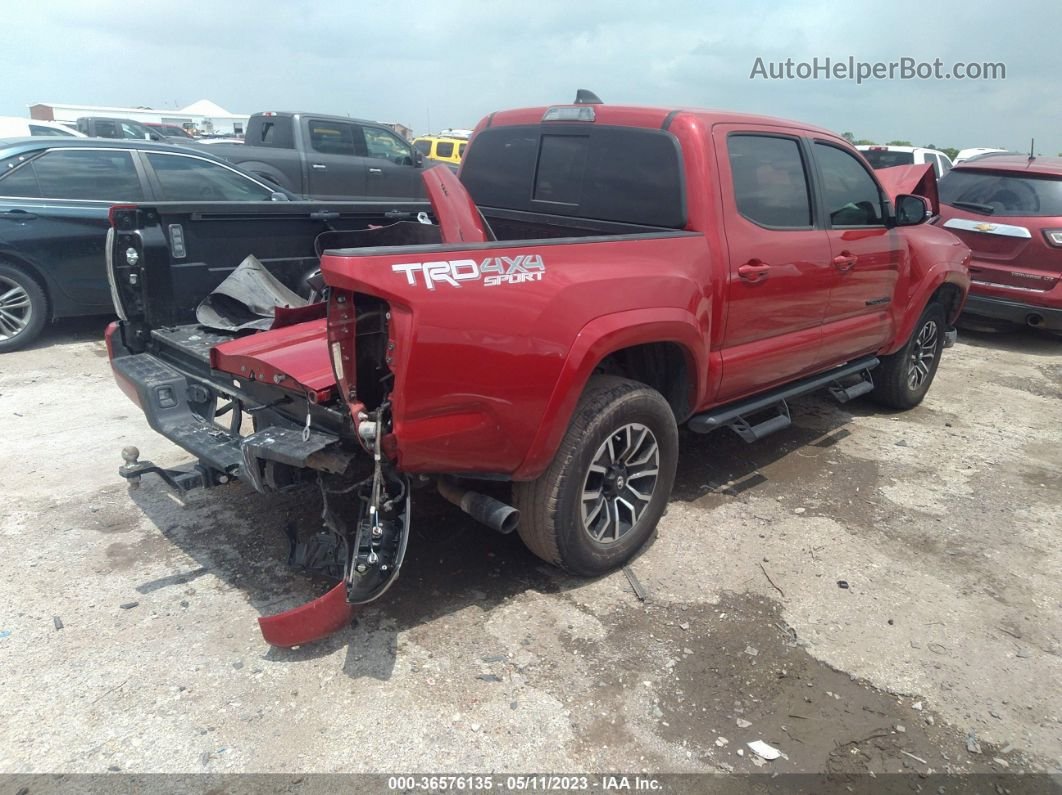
[871,302,946,409]
[513,376,678,576]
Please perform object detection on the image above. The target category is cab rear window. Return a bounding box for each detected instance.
[461,124,686,228]
[861,150,915,169]
[940,170,1062,217]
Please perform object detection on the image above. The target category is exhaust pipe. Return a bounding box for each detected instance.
[437,479,519,534]
[1027,313,1044,328]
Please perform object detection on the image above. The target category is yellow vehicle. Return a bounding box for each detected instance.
[413,135,468,166]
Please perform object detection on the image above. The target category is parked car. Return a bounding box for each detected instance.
[0,117,84,138]
[145,122,196,141]
[954,147,1008,164]
[936,154,1062,332]
[413,134,468,166]
[75,117,166,142]
[203,112,426,198]
[106,99,969,646]
[0,137,294,352]
[858,145,954,178]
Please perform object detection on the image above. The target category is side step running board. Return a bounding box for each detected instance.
[688,356,879,441]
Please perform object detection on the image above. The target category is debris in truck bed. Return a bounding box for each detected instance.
[196,254,308,332]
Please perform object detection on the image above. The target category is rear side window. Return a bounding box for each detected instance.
[814,143,885,226]
[461,124,686,228]
[727,135,812,228]
[458,143,467,157]
[861,149,915,169]
[146,153,275,201]
[0,159,41,197]
[309,120,361,157]
[435,141,455,158]
[939,170,1062,217]
[31,149,143,200]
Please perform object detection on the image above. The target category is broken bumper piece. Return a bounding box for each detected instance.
[258,582,355,647]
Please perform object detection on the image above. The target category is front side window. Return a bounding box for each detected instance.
[363,127,413,164]
[309,120,358,156]
[121,122,153,140]
[814,143,885,226]
[458,143,467,157]
[728,135,812,228]
[414,139,432,155]
[30,149,143,200]
[147,153,274,201]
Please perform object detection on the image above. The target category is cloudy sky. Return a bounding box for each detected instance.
[3,0,1058,154]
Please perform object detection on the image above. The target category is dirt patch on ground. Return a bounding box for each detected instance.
[0,320,1059,778]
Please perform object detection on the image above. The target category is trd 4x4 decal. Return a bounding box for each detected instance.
[392,254,545,290]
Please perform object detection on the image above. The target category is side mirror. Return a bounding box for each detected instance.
[893,194,930,226]
[269,191,290,202]
[414,150,424,168]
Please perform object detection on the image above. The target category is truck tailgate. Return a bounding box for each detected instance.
[210,318,334,401]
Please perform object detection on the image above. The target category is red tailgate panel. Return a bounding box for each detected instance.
[210,317,334,399]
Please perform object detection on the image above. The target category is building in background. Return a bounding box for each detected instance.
[381,121,412,141]
[28,99,249,136]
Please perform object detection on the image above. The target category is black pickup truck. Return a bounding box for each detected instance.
[203,112,426,199]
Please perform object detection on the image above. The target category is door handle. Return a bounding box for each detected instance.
[832,252,857,271]
[369,167,383,174]
[311,163,327,170]
[737,260,770,282]
[0,210,37,220]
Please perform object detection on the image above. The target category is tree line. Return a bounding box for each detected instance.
[842,132,959,161]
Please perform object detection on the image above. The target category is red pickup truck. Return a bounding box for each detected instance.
[106,99,970,646]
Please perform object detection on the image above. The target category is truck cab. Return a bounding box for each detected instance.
[76,117,166,142]
[211,112,425,199]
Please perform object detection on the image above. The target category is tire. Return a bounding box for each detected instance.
[871,302,946,409]
[0,263,47,354]
[513,376,679,576]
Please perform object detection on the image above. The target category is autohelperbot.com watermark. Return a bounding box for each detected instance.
[750,56,1006,83]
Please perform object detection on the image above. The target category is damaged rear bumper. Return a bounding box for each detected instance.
[111,351,351,491]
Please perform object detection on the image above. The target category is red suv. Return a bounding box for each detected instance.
[936,154,1062,332]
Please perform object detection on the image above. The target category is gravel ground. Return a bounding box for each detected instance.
[0,317,1059,778]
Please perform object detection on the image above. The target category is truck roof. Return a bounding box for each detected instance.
[252,111,379,126]
[953,154,1062,176]
[483,104,843,140]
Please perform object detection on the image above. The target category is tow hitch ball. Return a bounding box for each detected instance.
[119,446,229,493]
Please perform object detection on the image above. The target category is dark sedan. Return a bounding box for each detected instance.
[0,138,291,352]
